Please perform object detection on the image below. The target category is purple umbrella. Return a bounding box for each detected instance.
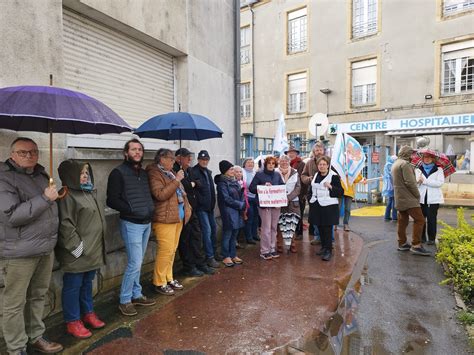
[0,85,132,182]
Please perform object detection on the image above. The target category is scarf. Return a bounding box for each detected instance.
[290,156,302,169]
[422,162,435,173]
[263,167,275,176]
[279,167,291,183]
[80,182,94,191]
[157,164,184,204]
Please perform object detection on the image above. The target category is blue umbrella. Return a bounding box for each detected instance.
[134,112,223,144]
[0,85,132,182]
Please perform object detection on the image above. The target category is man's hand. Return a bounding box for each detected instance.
[265,182,272,186]
[323,182,332,189]
[191,181,196,188]
[44,185,59,201]
[417,176,424,184]
[175,170,185,182]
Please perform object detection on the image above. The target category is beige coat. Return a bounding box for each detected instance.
[392,146,421,211]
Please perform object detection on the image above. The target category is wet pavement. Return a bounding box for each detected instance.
[346,207,473,355]
[56,230,363,354]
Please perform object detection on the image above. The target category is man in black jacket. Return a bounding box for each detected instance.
[106,139,156,317]
[174,148,215,276]
[190,150,220,268]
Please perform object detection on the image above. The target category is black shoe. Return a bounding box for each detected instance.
[207,257,220,268]
[322,250,332,261]
[246,240,257,245]
[410,246,431,256]
[316,248,326,256]
[182,267,204,277]
[427,240,435,245]
[253,236,260,241]
[214,253,224,261]
[397,243,411,251]
[197,264,216,275]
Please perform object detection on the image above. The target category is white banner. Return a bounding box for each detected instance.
[257,185,288,208]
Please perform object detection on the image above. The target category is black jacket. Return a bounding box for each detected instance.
[190,164,216,212]
[106,161,155,224]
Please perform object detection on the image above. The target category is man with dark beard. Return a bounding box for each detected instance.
[107,139,156,317]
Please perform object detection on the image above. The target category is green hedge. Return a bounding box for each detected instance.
[436,208,474,305]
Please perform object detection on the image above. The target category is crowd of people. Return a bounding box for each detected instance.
[0,136,445,355]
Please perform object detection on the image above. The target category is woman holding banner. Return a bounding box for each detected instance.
[308,156,343,261]
[249,156,284,260]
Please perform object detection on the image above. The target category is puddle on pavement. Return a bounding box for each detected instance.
[279,258,431,355]
[83,326,133,354]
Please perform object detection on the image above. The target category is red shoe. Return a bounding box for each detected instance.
[66,320,92,339]
[82,312,106,329]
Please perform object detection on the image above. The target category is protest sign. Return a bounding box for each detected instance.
[257,185,288,207]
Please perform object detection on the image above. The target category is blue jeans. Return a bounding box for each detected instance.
[385,196,398,220]
[196,210,217,259]
[62,270,96,322]
[221,229,239,259]
[119,220,151,304]
[244,198,259,242]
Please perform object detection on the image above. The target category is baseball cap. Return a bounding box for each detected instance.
[197,150,210,160]
[175,148,192,157]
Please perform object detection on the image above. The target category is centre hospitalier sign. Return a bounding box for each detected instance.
[257,185,288,208]
[329,113,474,134]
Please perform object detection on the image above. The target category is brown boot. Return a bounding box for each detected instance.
[290,240,297,253]
[30,337,63,353]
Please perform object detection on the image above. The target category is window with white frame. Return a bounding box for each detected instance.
[352,0,377,39]
[288,7,307,54]
[441,40,474,95]
[287,72,307,114]
[443,0,474,16]
[240,26,251,65]
[352,59,377,106]
[240,83,251,119]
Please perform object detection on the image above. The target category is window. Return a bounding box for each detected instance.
[351,59,377,106]
[443,0,474,16]
[441,40,474,95]
[288,7,307,54]
[287,132,307,151]
[287,72,307,114]
[240,83,251,119]
[352,0,377,39]
[240,26,251,65]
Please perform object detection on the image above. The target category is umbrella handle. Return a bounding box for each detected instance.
[57,186,69,199]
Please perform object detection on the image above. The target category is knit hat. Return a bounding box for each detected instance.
[219,160,233,175]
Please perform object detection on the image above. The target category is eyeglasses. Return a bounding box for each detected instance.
[13,150,39,157]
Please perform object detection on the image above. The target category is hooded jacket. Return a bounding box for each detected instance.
[56,160,106,273]
[214,174,245,230]
[0,160,58,259]
[382,155,397,197]
[392,146,421,211]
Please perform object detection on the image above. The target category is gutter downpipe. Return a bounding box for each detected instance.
[249,2,256,138]
[234,0,241,163]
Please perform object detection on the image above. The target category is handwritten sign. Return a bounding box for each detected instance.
[257,185,288,208]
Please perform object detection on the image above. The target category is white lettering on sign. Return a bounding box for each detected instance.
[257,185,288,208]
[329,113,474,134]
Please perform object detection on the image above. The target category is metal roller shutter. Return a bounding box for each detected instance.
[62,10,175,129]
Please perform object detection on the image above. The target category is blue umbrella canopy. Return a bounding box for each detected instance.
[0,85,132,134]
[135,112,223,141]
